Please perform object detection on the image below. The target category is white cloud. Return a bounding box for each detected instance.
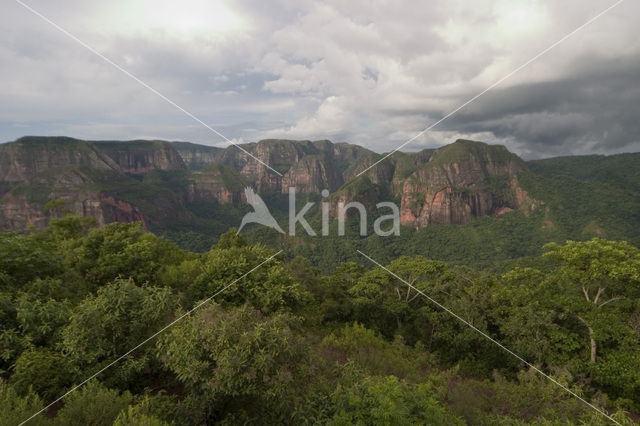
[0,0,639,156]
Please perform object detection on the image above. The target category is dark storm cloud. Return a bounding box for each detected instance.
[440,53,640,157]
[1,0,639,156]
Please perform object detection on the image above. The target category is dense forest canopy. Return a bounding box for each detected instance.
[1,216,639,425]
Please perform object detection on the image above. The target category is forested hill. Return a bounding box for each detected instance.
[1,136,640,269]
[246,152,640,271]
[528,152,640,194]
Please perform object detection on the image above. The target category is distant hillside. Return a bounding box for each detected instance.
[528,153,640,194]
[520,154,640,243]
[335,139,535,228]
[1,136,639,265]
[0,136,531,230]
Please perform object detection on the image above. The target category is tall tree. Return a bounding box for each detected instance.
[157,303,310,422]
[543,239,640,364]
[62,279,178,389]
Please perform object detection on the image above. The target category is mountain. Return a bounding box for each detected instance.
[0,136,532,230]
[0,137,189,229]
[171,141,225,170]
[330,140,537,227]
[175,138,374,193]
[1,135,639,262]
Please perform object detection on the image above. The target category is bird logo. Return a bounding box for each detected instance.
[237,187,285,234]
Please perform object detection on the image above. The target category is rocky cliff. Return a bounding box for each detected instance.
[0,167,148,229]
[172,142,224,170]
[0,137,117,182]
[0,137,188,229]
[199,139,373,193]
[330,139,536,226]
[0,136,536,231]
[188,164,246,204]
[94,140,186,174]
[398,140,535,227]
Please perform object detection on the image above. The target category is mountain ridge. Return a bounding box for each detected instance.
[0,135,532,229]
[1,135,639,259]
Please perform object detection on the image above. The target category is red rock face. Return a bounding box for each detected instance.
[98,195,147,228]
[187,164,246,205]
[282,156,341,194]
[0,137,538,232]
[188,180,243,204]
[396,140,535,227]
[495,206,514,216]
[400,203,418,225]
[0,138,188,230]
[0,193,47,228]
[0,192,148,230]
[217,139,372,194]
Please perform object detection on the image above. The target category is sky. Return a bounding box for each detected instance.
[1,0,639,158]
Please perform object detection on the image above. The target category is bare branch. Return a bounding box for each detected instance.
[599,296,624,308]
[581,285,590,302]
[576,314,588,326]
[408,293,421,303]
[593,287,605,304]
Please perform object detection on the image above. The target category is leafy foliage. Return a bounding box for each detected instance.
[329,375,463,425]
[54,381,133,426]
[0,219,637,424]
[61,279,178,389]
[158,303,310,422]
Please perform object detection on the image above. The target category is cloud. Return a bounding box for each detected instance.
[1,0,639,157]
[441,53,640,157]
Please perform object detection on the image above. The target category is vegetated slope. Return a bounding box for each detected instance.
[241,145,640,271]
[523,154,640,245]
[1,136,640,266]
[528,153,640,194]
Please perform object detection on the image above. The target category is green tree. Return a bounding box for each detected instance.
[45,214,96,241]
[113,406,171,426]
[54,380,133,426]
[62,279,178,389]
[349,256,448,339]
[73,222,185,287]
[497,267,583,366]
[320,323,434,379]
[111,393,181,426]
[216,228,247,249]
[543,239,640,364]
[0,293,28,372]
[0,232,61,287]
[329,375,463,425]
[317,262,362,325]
[499,240,640,406]
[591,349,640,406]
[10,348,74,400]
[187,244,310,314]
[16,294,71,346]
[157,303,309,422]
[0,379,47,426]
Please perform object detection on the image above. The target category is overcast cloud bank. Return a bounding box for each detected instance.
[1,0,639,158]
